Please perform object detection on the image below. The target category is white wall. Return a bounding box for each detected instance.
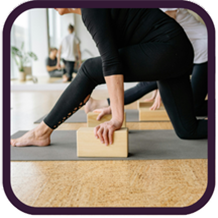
[29,9,48,76]
[51,9,75,47]
[74,14,99,60]
[11,10,30,79]
[28,9,77,77]
[28,9,48,77]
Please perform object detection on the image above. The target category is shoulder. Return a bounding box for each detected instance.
[81,8,111,22]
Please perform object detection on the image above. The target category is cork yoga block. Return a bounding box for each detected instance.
[87,112,126,127]
[137,101,169,121]
[77,127,128,157]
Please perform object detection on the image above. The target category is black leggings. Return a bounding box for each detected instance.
[44,37,207,139]
[62,59,75,81]
[107,62,208,117]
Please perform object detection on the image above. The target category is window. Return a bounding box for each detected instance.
[10,11,30,79]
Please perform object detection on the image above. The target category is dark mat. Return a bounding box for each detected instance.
[11,130,207,161]
[34,110,140,123]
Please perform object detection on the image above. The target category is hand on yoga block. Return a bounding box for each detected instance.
[137,101,164,109]
[137,101,154,109]
[137,101,169,121]
[77,127,128,157]
[87,112,126,127]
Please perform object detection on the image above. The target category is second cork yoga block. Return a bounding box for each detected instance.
[77,127,128,157]
[137,101,170,121]
[87,112,126,127]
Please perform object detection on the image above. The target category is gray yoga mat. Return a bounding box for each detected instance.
[34,109,140,123]
[11,130,207,161]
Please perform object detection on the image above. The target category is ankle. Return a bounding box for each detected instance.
[35,121,53,137]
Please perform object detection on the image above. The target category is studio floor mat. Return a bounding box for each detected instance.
[11,130,207,161]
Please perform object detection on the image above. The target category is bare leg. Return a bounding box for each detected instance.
[84,97,108,113]
[10,121,53,147]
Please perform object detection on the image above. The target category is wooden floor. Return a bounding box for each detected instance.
[11,75,69,85]
[10,89,207,207]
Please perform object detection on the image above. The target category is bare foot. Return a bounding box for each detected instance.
[10,122,53,147]
[62,74,69,83]
[84,97,108,114]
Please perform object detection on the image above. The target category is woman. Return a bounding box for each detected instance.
[11,8,207,147]
[85,8,208,117]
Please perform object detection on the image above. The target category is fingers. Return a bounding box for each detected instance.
[97,126,109,145]
[94,124,114,146]
[150,103,157,110]
[103,128,109,146]
[144,98,153,102]
[94,125,100,139]
[93,109,105,121]
[152,98,161,110]
[96,126,104,143]
[93,109,103,120]
[150,103,155,110]
[93,109,101,113]
[108,128,114,145]
[157,101,160,109]
[97,112,104,121]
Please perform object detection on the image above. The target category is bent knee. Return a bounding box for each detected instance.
[79,58,93,74]
[77,57,104,86]
[79,57,101,76]
[81,57,100,70]
[174,129,196,140]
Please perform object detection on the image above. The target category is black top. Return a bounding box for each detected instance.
[81,8,184,77]
[46,57,57,71]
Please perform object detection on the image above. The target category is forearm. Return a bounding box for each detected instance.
[76,44,82,64]
[57,47,61,65]
[78,51,81,63]
[46,66,57,72]
[105,75,124,123]
[151,89,158,99]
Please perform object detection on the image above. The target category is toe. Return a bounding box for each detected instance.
[10,139,16,147]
